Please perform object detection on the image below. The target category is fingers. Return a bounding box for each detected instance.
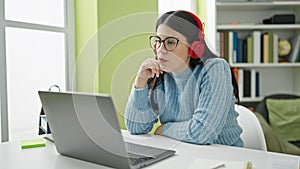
[149,60,161,78]
[138,58,163,79]
[150,59,162,78]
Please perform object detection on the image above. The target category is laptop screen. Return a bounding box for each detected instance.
[38,91,175,169]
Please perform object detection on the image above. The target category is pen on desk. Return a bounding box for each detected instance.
[210,163,225,169]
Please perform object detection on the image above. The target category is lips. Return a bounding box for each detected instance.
[159,58,168,63]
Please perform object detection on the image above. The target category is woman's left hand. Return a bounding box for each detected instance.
[154,124,164,135]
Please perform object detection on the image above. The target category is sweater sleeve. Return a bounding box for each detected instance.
[162,59,235,144]
[124,86,158,134]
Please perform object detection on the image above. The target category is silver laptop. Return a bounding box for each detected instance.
[38,91,175,169]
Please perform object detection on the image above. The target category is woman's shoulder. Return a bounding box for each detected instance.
[192,58,229,78]
[205,57,229,67]
[199,57,230,72]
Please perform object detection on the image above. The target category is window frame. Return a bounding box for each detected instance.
[0,0,76,142]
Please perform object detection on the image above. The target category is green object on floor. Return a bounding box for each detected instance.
[21,138,46,149]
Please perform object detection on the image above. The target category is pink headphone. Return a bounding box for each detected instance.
[153,11,205,59]
[184,11,205,59]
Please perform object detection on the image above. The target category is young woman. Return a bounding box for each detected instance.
[125,10,243,147]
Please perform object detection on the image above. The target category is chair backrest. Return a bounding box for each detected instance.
[235,104,267,151]
[254,94,300,123]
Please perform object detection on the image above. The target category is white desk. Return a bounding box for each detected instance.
[0,130,299,169]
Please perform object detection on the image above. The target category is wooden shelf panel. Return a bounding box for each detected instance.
[240,97,263,102]
[217,24,300,30]
[230,63,300,68]
[217,1,300,10]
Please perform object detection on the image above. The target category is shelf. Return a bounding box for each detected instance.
[217,1,300,10]
[215,0,300,101]
[217,24,300,30]
[230,63,300,68]
[240,97,263,102]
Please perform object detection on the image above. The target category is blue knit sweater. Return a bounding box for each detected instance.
[125,58,243,147]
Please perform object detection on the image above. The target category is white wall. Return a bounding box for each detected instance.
[205,0,216,50]
[158,0,196,15]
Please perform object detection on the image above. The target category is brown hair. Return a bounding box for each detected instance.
[149,11,240,112]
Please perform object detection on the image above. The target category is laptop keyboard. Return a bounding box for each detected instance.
[128,152,155,166]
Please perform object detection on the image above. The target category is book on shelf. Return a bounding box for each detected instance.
[262,33,269,64]
[233,32,238,63]
[255,71,260,97]
[218,31,280,64]
[243,70,251,98]
[252,31,261,64]
[287,35,300,63]
[216,31,221,56]
[220,32,224,58]
[223,31,241,64]
[228,31,234,64]
[238,38,244,63]
[242,38,248,63]
[268,32,274,63]
[233,68,260,100]
[224,32,229,62]
[251,69,256,99]
[261,31,279,64]
[247,36,253,63]
[296,48,300,62]
[273,34,279,63]
[251,69,260,98]
[238,68,244,100]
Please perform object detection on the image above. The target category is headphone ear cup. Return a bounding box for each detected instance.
[189,41,204,59]
[153,42,157,55]
[153,48,157,56]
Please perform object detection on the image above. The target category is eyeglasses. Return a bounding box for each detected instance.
[149,36,179,51]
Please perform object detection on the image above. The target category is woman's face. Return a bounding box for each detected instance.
[156,24,190,74]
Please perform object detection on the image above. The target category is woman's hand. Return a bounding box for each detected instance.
[154,124,164,135]
[134,58,163,89]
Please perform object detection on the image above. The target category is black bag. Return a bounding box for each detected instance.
[263,14,295,24]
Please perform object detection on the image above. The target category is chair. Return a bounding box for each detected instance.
[255,94,300,123]
[235,104,267,151]
[255,94,300,148]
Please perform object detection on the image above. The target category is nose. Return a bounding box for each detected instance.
[157,43,167,54]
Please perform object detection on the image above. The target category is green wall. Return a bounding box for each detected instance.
[74,0,208,130]
[75,0,99,93]
[75,0,158,129]
[197,0,207,35]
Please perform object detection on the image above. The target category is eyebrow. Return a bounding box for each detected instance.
[155,36,180,41]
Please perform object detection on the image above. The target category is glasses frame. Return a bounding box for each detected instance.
[149,36,180,51]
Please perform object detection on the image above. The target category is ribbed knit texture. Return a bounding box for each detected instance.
[125,58,243,147]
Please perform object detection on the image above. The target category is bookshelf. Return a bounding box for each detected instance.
[214,1,300,103]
